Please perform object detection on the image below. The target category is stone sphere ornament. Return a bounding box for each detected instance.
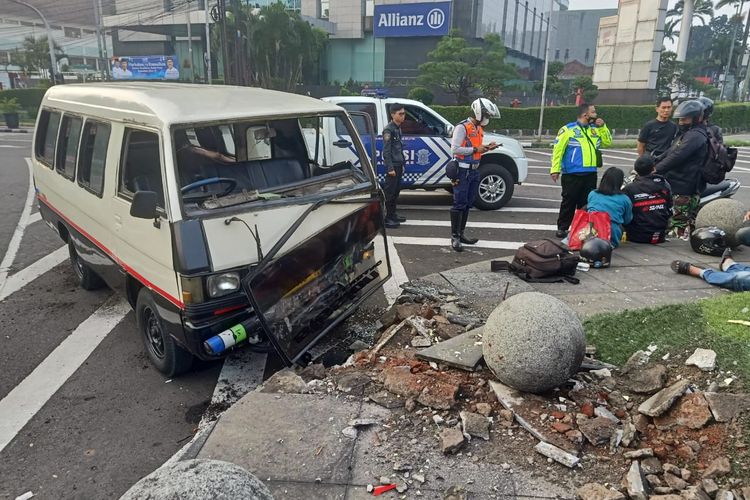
[482,292,586,394]
[695,199,747,248]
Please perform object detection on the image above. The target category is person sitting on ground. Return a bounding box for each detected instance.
[586,167,633,248]
[671,248,750,292]
[623,155,672,244]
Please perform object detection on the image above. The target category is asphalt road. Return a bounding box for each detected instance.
[1,132,749,499]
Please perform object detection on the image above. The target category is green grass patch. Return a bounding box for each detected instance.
[725,139,750,147]
[584,292,750,387]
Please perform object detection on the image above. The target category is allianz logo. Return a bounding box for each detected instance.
[377,8,446,29]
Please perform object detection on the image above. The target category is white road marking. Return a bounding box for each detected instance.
[382,235,409,306]
[0,145,24,148]
[0,246,68,302]
[521,182,562,189]
[0,159,35,297]
[397,204,558,212]
[0,297,130,453]
[513,196,559,203]
[391,236,524,250]
[28,212,42,225]
[402,219,557,231]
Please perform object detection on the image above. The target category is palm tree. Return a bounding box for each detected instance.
[667,0,715,27]
[717,0,750,69]
[663,18,680,44]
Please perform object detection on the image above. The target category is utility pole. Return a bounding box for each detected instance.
[205,0,212,83]
[187,0,195,82]
[675,0,693,63]
[232,0,243,85]
[720,0,744,102]
[537,0,555,140]
[8,0,58,84]
[219,0,231,84]
[92,0,104,80]
[98,0,110,79]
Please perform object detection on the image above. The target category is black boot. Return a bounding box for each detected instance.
[450,211,463,252]
[460,210,478,245]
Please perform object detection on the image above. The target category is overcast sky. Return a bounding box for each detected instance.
[567,0,737,16]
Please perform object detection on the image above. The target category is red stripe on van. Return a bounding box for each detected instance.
[38,193,185,310]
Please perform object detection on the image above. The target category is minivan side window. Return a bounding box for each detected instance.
[56,115,83,180]
[77,120,110,197]
[35,110,61,168]
[119,129,165,208]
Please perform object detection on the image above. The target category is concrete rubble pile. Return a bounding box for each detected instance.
[261,283,750,498]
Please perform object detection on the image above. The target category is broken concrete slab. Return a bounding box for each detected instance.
[410,337,432,348]
[439,426,465,454]
[417,379,458,410]
[623,448,653,459]
[703,392,750,422]
[576,483,626,500]
[578,417,617,446]
[653,393,713,430]
[625,461,650,500]
[460,411,490,441]
[489,380,547,442]
[258,369,308,394]
[534,441,580,468]
[685,348,717,371]
[703,457,731,479]
[415,327,484,371]
[367,390,404,409]
[626,364,668,394]
[638,380,690,417]
[197,392,360,484]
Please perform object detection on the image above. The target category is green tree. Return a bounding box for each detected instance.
[417,30,518,104]
[571,76,598,103]
[533,60,565,100]
[656,50,679,95]
[221,2,328,90]
[667,0,715,27]
[11,36,66,77]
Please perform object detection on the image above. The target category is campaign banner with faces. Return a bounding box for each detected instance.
[111,55,181,80]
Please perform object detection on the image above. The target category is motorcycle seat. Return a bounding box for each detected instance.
[702,180,732,196]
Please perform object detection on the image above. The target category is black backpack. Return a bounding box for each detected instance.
[702,129,737,185]
[491,239,579,284]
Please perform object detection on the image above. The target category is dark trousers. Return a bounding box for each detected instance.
[452,168,480,212]
[557,172,598,231]
[383,165,403,219]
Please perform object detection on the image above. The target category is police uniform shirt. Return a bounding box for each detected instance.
[382,122,405,172]
[639,119,678,157]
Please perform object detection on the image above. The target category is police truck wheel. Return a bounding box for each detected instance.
[475,164,514,210]
[68,240,105,290]
[136,288,193,377]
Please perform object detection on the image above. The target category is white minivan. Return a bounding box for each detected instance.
[32,83,391,376]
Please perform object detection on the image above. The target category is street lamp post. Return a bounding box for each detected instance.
[8,0,58,84]
[537,0,556,140]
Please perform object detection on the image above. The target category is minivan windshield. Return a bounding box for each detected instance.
[173,113,373,214]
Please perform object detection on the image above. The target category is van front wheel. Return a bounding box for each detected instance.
[136,288,193,377]
[68,240,105,290]
[474,164,514,210]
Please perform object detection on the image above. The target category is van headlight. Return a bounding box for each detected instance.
[206,272,241,298]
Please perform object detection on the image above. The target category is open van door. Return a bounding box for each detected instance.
[241,112,391,365]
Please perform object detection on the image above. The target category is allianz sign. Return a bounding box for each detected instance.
[373,2,451,37]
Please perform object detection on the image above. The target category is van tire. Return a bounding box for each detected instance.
[474,164,514,210]
[136,288,193,377]
[68,240,105,290]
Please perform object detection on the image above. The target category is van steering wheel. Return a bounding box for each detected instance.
[181,177,237,197]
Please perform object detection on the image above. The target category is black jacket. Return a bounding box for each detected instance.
[623,173,673,243]
[382,121,404,171]
[655,123,708,196]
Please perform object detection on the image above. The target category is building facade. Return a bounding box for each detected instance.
[550,8,617,70]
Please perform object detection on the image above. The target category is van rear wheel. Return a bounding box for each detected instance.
[68,240,105,290]
[474,164,514,210]
[136,288,193,377]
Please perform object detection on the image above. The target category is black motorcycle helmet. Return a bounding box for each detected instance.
[698,96,714,119]
[690,227,728,256]
[580,238,612,268]
[673,100,704,121]
[736,223,750,247]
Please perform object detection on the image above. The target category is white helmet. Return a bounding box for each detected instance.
[471,98,499,126]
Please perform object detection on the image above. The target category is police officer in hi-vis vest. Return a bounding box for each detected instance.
[550,103,612,238]
[449,98,500,252]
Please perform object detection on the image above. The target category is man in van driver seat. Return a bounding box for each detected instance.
[449,98,499,252]
[174,129,234,186]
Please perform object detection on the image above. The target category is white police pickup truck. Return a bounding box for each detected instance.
[323,96,528,210]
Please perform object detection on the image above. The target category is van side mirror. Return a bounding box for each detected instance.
[446,124,454,136]
[130,191,158,219]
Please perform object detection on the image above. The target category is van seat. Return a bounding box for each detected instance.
[212,158,307,192]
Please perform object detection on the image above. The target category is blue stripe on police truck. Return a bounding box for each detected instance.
[374,136,453,186]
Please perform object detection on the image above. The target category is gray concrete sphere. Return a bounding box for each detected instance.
[696,199,747,247]
[120,459,274,500]
[482,292,585,393]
